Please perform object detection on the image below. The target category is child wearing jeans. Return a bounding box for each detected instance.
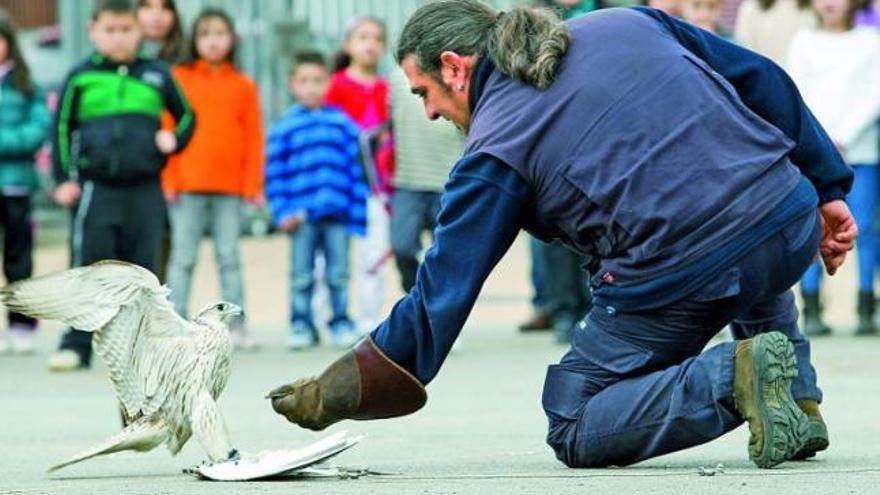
[162,8,264,350]
[325,16,392,335]
[265,52,368,350]
[787,0,880,335]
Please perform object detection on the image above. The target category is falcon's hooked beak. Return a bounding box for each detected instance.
[226,304,244,319]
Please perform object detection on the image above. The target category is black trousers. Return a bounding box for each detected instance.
[58,180,166,364]
[0,195,36,328]
[541,241,592,329]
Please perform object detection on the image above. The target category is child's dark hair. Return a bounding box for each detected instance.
[333,16,387,72]
[291,51,327,74]
[187,7,237,65]
[92,0,134,20]
[0,16,35,98]
[135,0,185,62]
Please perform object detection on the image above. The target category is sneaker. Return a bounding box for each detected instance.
[789,399,830,460]
[232,330,260,352]
[733,332,810,468]
[330,321,360,349]
[48,349,85,372]
[8,326,36,355]
[288,323,318,351]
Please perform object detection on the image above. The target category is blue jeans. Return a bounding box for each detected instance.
[291,220,351,333]
[542,210,822,467]
[802,164,876,292]
[166,193,244,318]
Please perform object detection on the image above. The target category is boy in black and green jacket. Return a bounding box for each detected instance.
[49,0,195,371]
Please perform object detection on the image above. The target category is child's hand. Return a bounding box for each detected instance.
[155,130,177,154]
[247,194,266,209]
[279,216,302,232]
[164,189,180,204]
[53,181,81,207]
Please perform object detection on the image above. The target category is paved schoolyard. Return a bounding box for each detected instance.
[1,234,878,494]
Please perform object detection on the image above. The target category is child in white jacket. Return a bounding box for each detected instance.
[787,0,880,336]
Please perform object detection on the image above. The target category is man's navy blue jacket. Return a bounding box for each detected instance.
[371,7,853,385]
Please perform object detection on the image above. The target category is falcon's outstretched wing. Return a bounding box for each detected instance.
[0,260,173,331]
[1,260,194,420]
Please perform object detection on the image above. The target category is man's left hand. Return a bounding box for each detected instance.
[818,200,857,275]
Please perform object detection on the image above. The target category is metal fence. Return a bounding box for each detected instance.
[59,0,522,121]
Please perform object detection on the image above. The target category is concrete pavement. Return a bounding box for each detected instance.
[0,234,878,494]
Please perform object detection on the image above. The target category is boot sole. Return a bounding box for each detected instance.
[748,332,810,468]
[790,417,829,460]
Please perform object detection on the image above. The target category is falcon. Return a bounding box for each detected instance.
[0,260,241,471]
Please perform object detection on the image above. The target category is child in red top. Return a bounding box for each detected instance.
[325,17,388,126]
[325,16,393,192]
[324,16,393,335]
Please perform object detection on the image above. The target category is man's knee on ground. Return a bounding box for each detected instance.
[546,421,610,468]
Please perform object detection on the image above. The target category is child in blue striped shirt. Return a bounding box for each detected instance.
[265,51,368,350]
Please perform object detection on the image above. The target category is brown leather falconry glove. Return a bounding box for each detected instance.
[267,337,427,430]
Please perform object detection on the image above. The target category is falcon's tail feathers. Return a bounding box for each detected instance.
[47,419,169,473]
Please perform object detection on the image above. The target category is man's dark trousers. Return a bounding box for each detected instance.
[542,210,823,467]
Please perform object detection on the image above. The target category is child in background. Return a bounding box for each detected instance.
[648,0,682,16]
[163,7,264,350]
[681,0,732,36]
[734,0,815,66]
[265,51,368,350]
[135,0,185,63]
[50,0,195,370]
[324,16,391,335]
[136,0,185,285]
[787,0,880,335]
[0,15,51,354]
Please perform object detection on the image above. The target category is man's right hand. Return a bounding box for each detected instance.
[267,337,427,430]
[53,181,81,207]
[818,199,857,276]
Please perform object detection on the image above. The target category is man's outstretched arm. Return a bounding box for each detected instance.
[268,153,531,429]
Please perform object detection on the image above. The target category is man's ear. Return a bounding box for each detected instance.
[439,51,469,89]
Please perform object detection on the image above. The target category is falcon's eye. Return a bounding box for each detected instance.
[217,303,227,311]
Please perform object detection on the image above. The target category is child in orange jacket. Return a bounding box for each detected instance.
[162,7,264,349]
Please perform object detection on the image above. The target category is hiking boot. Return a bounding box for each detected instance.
[855,291,877,336]
[733,332,809,468]
[789,399,830,460]
[801,291,831,337]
